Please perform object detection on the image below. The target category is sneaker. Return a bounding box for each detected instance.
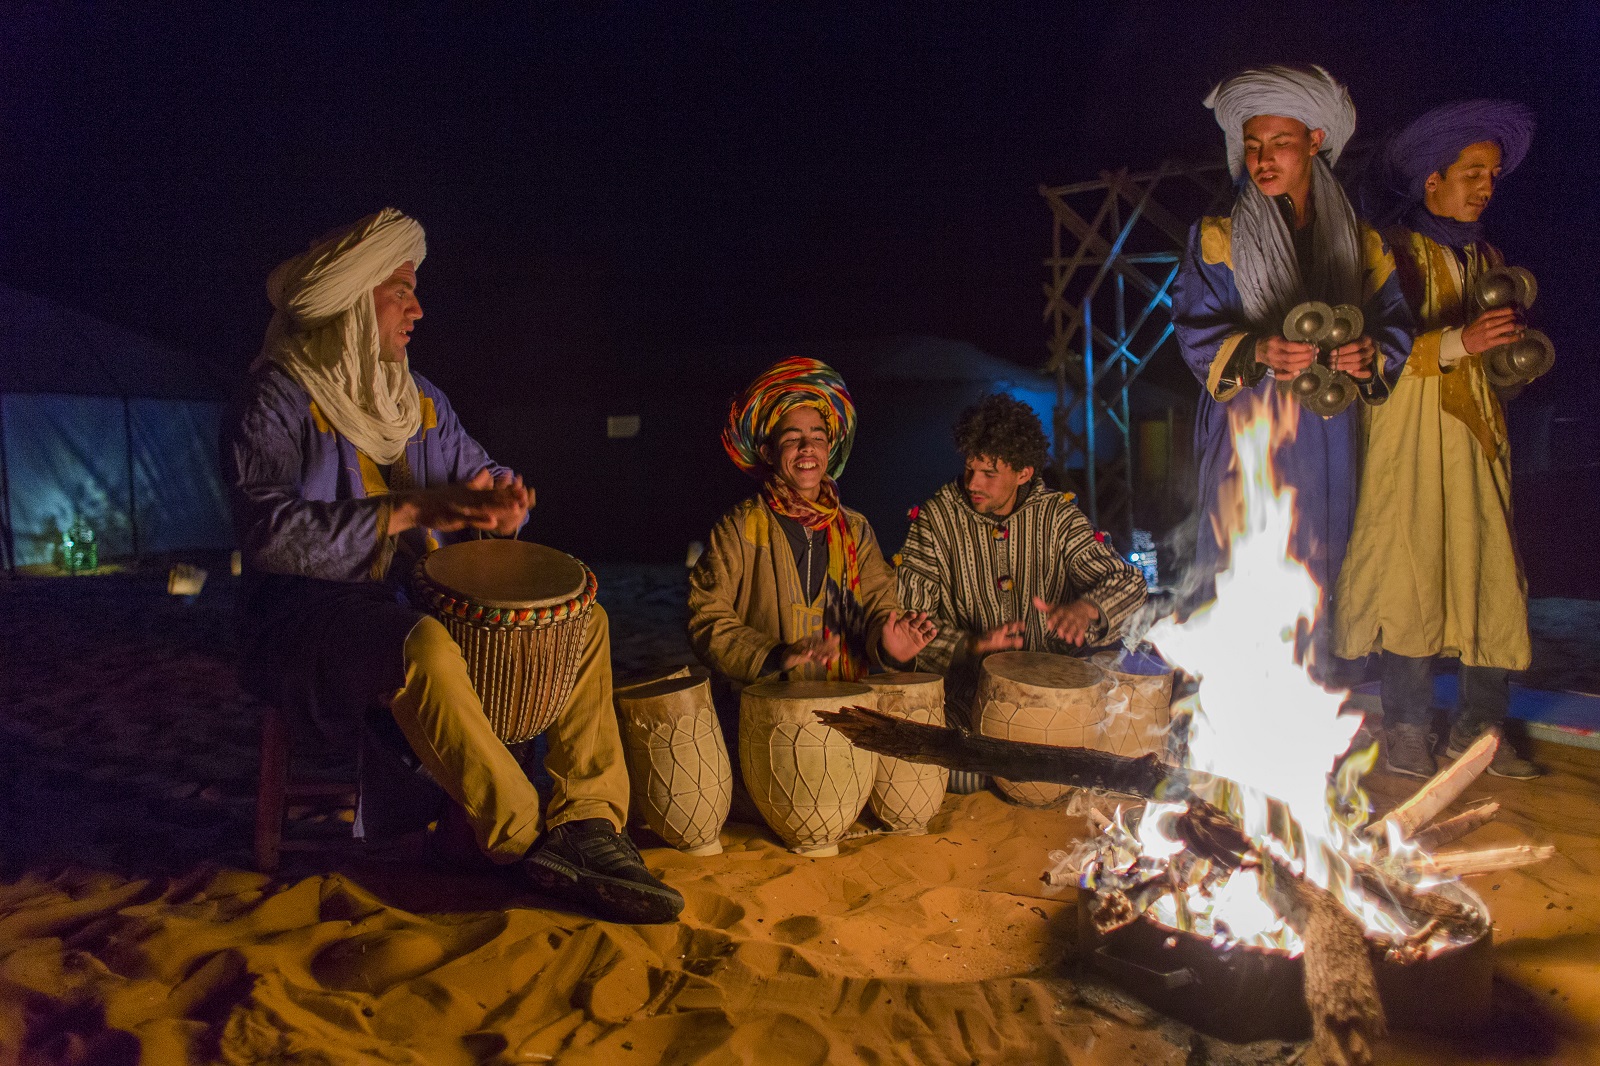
[1383,724,1436,779]
[521,819,685,924]
[947,770,989,795]
[1446,724,1542,779]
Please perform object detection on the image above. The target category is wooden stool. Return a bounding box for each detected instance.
[253,702,357,874]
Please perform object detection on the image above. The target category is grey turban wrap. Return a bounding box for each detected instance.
[1205,64,1356,181]
[1205,66,1363,334]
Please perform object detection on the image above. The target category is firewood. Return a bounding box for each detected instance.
[1368,732,1497,840]
[1349,861,1480,929]
[1424,843,1556,879]
[1408,802,1500,853]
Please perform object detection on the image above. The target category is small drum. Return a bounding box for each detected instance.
[977,651,1108,807]
[615,673,732,856]
[739,680,878,856]
[411,539,597,744]
[1091,648,1175,761]
[861,672,947,833]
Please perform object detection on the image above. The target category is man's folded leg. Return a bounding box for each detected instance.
[521,604,684,923]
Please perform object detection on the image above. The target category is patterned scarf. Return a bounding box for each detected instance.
[762,475,871,680]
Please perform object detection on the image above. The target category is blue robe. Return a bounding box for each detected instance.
[1171,215,1414,622]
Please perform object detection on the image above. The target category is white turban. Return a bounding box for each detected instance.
[256,208,428,464]
[1205,65,1356,180]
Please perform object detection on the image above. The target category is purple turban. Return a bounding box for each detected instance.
[1363,99,1535,248]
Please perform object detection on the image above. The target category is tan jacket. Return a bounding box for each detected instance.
[687,496,901,683]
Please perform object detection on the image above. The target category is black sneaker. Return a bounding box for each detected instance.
[521,819,684,924]
[1446,724,1542,779]
[1383,724,1436,779]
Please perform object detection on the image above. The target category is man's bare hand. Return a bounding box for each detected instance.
[1256,335,1318,375]
[971,621,1025,656]
[1461,307,1523,355]
[1329,335,1376,379]
[1032,595,1100,646]
[388,468,531,535]
[880,610,937,664]
[782,631,841,672]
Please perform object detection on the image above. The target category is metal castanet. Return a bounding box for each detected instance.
[1282,301,1380,417]
[1473,265,1555,386]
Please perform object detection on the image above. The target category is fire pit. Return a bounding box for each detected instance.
[1076,844,1494,1044]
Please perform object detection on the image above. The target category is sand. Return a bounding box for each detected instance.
[2,569,1599,1064]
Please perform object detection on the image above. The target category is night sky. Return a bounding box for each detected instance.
[3,3,1597,564]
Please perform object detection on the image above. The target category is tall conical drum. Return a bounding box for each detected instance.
[615,673,731,856]
[739,681,878,856]
[1091,649,1175,761]
[976,651,1108,807]
[861,672,947,832]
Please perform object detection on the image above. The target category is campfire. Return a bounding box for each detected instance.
[821,395,1553,1064]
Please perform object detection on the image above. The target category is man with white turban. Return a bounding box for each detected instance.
[1336,101,1542,779]
[1171,65,1414,668]
[225,209,683,923]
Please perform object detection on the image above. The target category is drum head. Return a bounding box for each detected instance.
[619,674,709,702]
[862,671,943,687]
[983,651,1101,689]
[421,540,587,609]
[742,679,872,701]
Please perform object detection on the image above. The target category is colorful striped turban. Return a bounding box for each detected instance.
[721,357,857,480]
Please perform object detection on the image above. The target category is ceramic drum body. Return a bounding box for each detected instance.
[1090,650,1176,761]
[615,674,732,856]
[861,672,947,832]
[411,540,597,744]
[977,651,1108,807]
[739,681,879,856]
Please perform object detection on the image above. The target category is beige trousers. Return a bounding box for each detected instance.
[388,603,630,862]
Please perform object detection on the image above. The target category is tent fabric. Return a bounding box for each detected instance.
[1,284,235,569]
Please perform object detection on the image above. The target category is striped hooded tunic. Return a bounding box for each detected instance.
[895,479,1148,716]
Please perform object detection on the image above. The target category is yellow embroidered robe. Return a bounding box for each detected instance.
[1333,231,1530,669]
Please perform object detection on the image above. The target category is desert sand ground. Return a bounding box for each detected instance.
[1,567,1596,1065]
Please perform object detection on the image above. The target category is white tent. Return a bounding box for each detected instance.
[0,284,234,572]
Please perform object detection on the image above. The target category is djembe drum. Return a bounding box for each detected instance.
[1091,648,1175,761]
[615,673,732,856]
[977,651,1108,807]
[861,672,947,833]
[411,539,597,743]
[739,680,879,856]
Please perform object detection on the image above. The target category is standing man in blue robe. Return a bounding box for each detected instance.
[1171,65,1413,663]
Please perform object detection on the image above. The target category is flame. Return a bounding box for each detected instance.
[1087,392,1434,954]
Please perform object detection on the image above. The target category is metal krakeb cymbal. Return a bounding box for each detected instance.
[1473,266,1553,386]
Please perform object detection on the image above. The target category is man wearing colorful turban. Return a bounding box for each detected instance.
[688,357,935,688]
[1171,65,1415,665]
[226,209,683,922]
[1335,101,1541,779]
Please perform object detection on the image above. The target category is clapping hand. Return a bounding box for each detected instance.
[1032,595,1100,646]
[880,610,937,664]
[970,620,1025,655]
[781,631,841,672]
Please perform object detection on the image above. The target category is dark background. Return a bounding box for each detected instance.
[3,3,1596,588]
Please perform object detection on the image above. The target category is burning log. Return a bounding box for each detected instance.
[815,705,1192,797]
[1368,732,1498,841]
[1409,802,1500,853]
[1424,843,1557,879]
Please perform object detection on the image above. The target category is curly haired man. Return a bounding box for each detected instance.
[895,395,1147,787]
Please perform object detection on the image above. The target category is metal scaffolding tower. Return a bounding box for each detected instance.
[1039,161,1231,541]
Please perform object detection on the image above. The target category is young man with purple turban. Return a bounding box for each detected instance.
[688,357,935,686]
[1171,66,1414,664]
[226,209,684,922]
[1335,101,1541,779]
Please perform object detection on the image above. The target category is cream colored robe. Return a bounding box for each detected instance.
[1334,230,1530,669]
[687,496,899,683]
